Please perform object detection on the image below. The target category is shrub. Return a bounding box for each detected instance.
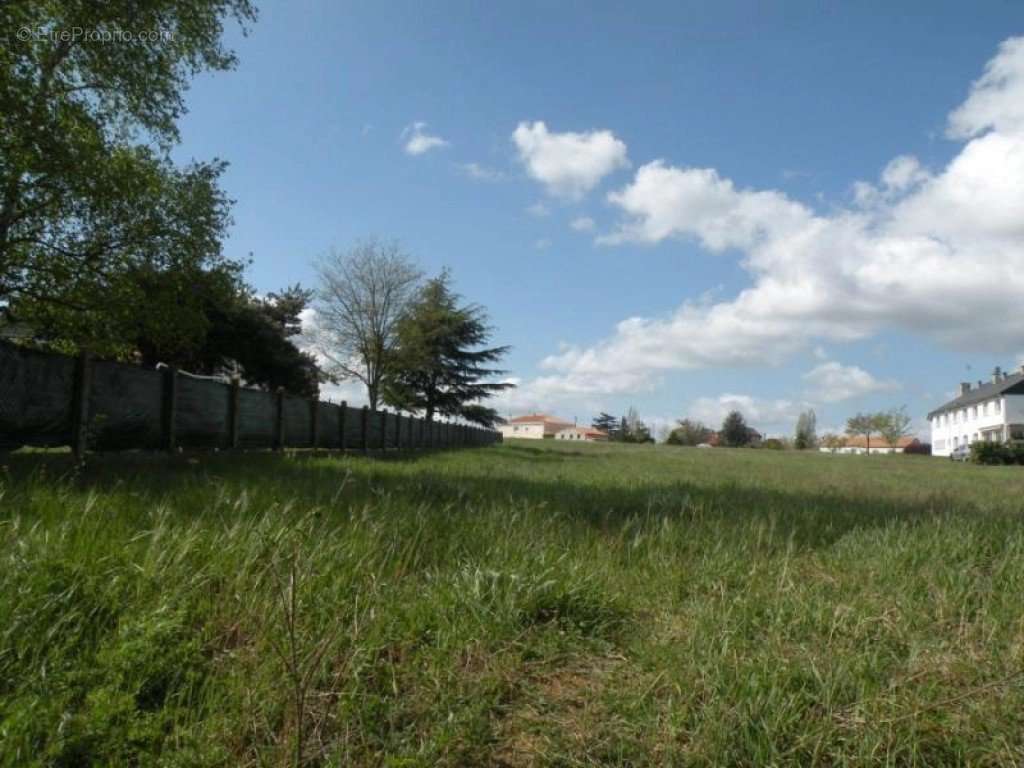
[760,438,785,450]
[970,441,1016,465]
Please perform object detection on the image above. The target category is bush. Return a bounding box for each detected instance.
[970,441,1017,465]
[760,438,785,450]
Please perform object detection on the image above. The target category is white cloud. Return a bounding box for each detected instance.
[802,361,900,403]
[535,37,1024,395]
[402,122,449,155]
[460,162,504,181]
[570,216,595,232]
[526,201,550,217]
[534,238,551,250]
[689,394,807,433]
[513,121,629,199]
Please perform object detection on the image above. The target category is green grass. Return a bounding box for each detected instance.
[2,440,1023,766]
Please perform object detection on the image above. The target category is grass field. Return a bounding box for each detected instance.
[2,440,1024,766]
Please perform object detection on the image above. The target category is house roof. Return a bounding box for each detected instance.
[927,369,1024,418]
[508,413,574,426]
[842,435,919,449]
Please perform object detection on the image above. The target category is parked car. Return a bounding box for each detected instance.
[950,444,971,462]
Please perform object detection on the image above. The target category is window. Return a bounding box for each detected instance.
[996,399,1002,414]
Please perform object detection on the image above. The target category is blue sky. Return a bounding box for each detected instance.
[173,1,1024,437]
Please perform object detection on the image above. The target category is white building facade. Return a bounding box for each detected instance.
[498,414,574,440]
[928,366,1024,457]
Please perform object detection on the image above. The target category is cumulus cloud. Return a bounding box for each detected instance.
[689,394,807,432]
[402,122,449,155]
[535,37,1024,395]
[802,361,900,403]
[570,216,596,232]
[513,121,629,199]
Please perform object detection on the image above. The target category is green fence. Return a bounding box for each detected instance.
[0,341,501,458]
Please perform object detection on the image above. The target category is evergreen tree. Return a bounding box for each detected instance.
[592,412,619,437]
[721,410,751,447]
[383,271,512,426]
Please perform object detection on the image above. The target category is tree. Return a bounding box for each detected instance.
[876,406,913,451]
[667,418,711,446]
[820,433,846,453]
[382,270,512,426]
[794,409,818,450]
[845,412,876,453]
[592,412,619,438]
[721,410,751,447]
[618,407,654,443]
[122,270,320,396]
[311,240,422,411]
[0,0,256,351]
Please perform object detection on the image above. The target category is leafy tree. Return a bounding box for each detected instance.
[666,418,711,446]
[122,270,320,396]
[721,410,751,447]
[845,413,877,453]
[0,0,256,352]
[311,239,422,411]
[820,433,846,453]
[592,412,619,438]
[876,406,913,451]
[794,409,818,450]
[382,271,512,426]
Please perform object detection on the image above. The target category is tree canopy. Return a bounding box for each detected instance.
[1,0,256,354]
[666,418,711,446]
[383,271,511,426]
[720,410,751,447]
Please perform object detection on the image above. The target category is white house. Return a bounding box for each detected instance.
[820,435,921,455]
[499,413,574,440]
[928,366,1024,457]
[555,426,608,442]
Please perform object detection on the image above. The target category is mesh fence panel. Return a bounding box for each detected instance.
[89,361,163,450]
[318,402,340,449]
[0,342,75,449]
[238,389,274,448]
[283,396,312,447]
[177,374,230,448]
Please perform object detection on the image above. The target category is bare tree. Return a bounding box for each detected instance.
[311,240,422,410]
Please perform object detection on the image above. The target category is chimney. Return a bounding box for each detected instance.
[993,366,1002,383]
[959,382,971,396]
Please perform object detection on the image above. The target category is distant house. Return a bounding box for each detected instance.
[928,366,1024,457]
[555,426,608,442]
[822,435,921,455]
[498,413,574,440]
[707,427,763,447]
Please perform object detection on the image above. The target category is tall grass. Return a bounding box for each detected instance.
[1,442,1023,766]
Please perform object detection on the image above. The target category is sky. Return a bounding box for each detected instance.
[172,1,1024,438]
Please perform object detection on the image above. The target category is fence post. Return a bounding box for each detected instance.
[273,388,285,451]
[228,377,241,450]
[70,352,93,463]
[161,366,178,454]
[310,397,319,452]
[361,406,369,454]
[379,408,388,451]
[395,412,403,451]
[339,401,347,452]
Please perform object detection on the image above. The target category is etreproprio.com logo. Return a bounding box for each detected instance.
[15,26,175,44]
